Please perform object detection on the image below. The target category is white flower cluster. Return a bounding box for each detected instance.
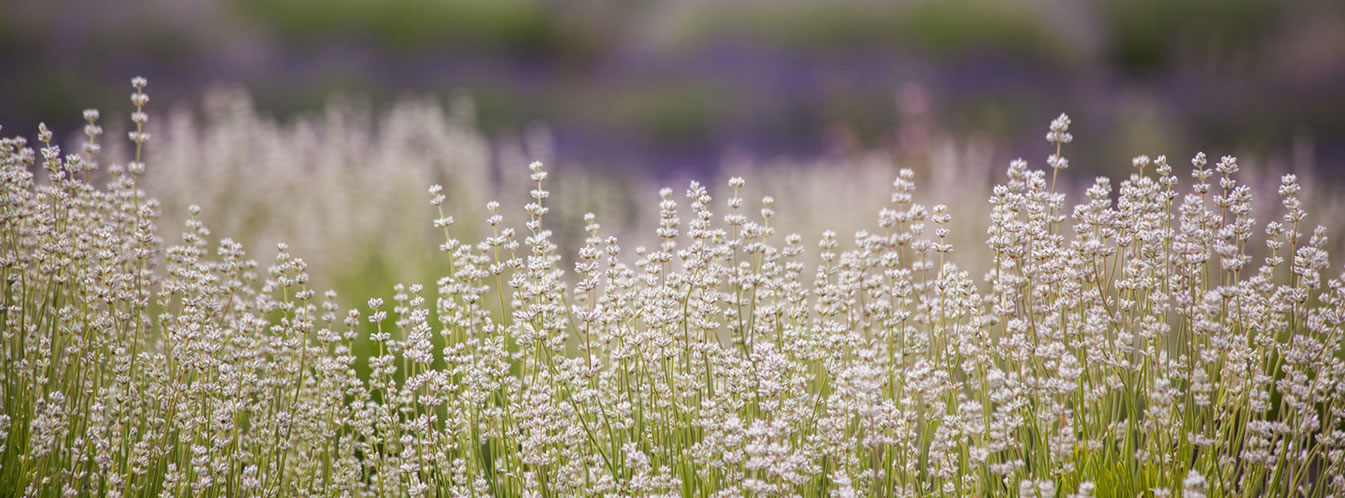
[2,81,1344,497]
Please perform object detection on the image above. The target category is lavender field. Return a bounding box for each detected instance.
[1,78,1343,496]
[4,1,1345,496]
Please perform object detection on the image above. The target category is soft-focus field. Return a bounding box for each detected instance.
[2,79,1344,497]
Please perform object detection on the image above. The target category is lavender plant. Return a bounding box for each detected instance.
[1,79,1343,497]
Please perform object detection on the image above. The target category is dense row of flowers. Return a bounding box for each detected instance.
[1,79,1343,497]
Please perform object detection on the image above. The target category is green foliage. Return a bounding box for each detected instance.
[233,0,550,50]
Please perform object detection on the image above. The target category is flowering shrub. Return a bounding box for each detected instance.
[2,79,1343,497]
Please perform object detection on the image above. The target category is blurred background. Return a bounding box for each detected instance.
[4,0,1345,311]
[4,0,1344,179]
